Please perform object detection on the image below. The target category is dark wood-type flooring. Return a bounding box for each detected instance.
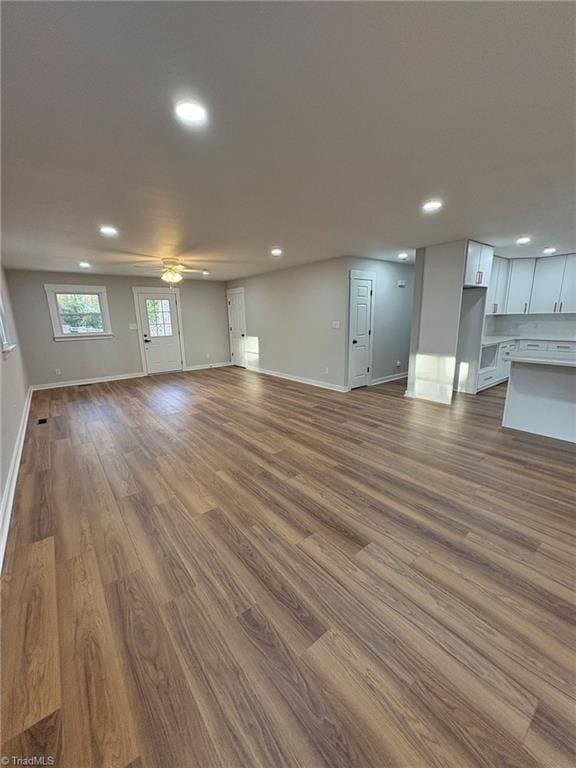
[1,368,575,767]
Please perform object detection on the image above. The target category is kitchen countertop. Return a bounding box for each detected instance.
[482,334,576,346]
[510,354,576,368]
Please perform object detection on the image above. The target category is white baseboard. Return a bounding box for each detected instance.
[32,371,146,391]
[183,362,233,371]
[246,365,350,393]
[369,372,408,386]
[0,385,33,570]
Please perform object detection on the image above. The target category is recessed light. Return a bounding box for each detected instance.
[270,247,283,258]
[516,236,531,245]
[79,261,91,269]
[99,225,118,238]
[175,100,208,127]
[397,252,409,260]
[202,270,210,276]
[422,199,443,214]
[542,247,556,255]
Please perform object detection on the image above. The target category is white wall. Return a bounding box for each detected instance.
[347,258,414,382]
[1,270,29,491]
[406,240,467,404]
[5,270,231,386]
[228,258,350,388]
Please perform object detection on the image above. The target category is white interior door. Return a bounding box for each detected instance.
[348,273,374,388]
[137,290,183,374]
[227,288,247,367]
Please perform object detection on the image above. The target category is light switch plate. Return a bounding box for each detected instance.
[129,323,138,330]
[331,320,340,329]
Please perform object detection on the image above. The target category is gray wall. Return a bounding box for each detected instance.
[228,258,349,388]
[406,240,467,404]
[1,269,30,492]
[5,270,230,386]
[229,256,414,389]
[347,258,414,382]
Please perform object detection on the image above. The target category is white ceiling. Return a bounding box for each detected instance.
[2,2,575,281]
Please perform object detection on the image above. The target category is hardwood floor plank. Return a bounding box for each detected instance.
[57,551,138,767]
[106,569,221,768]
[0,709,61,766]
[1,538,60,741]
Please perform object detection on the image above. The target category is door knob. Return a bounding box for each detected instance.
[352,339,358,344]
[144,339,151,344]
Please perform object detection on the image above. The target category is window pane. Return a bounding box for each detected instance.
[56,293,104,334]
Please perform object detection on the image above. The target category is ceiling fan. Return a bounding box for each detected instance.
[157,258,208,284]
[126,256,209,283]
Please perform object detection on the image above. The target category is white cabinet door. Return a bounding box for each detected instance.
[464,241,493,288]
[529,256,566,313]
[485,257,500,314]
[464,241,482,287]
[486,256,509,314]
[494,257,510,313]
[478,244,494,288]
[505,258,535,314]
[559,254,576,313]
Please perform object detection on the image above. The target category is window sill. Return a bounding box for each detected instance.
[53,333,114,342]
[2,343,17,354]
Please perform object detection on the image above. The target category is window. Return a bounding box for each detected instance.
[0,298,16,353]
[145,298,173,337]
[44,284,113,340]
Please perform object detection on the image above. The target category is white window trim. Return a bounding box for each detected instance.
[44,284,114,341]
[0,298,17,354]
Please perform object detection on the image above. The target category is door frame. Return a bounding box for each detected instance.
[226,286,247,368]
[348,269,376,389]
[132,286,187,374]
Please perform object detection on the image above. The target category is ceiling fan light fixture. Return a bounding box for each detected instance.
[161,267,183,284]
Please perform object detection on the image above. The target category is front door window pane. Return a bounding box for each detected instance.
[146,298,174,337]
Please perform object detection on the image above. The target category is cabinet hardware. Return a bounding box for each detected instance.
[476,271,481,285]
[493,303,497,313]
[554,302,557,312]
[523,302,527,313]
[559,302,563,312]
[556,345,571,350]
[479,271,483,284]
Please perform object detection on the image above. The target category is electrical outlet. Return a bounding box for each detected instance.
[324,367,329,374]
[55,369,61,376]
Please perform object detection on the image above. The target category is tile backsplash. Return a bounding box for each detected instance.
[485,313,576,338]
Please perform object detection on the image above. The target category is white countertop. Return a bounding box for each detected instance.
[510,354,576,368]
[482,334,576,346]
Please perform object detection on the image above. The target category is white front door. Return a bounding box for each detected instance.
[348,273,374,388]
[227,288,247,367]
[137,291,183,374]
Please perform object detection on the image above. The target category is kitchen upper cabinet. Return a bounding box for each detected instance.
[559,254,576,313]
[486,256,510,314]
[505,258,535,314]
[464,241,494,288]
[529,256,566,313]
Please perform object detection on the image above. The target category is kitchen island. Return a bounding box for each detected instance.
[502,352,576,443]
